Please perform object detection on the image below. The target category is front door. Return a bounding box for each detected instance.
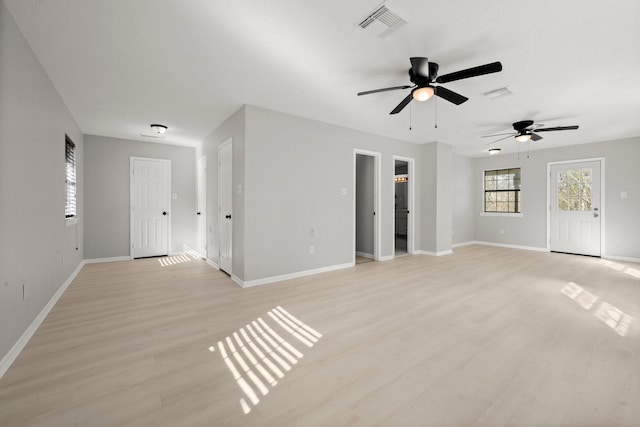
[131,158,170,258]
[219,140,233,274]
[550,160,601,256]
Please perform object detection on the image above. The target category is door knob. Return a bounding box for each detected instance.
[162,211,167,216]
[197,212,201,215]
[593,212,599,218]
[226,214,232,219]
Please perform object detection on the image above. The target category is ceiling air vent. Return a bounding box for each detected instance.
[483,86,513,100]
[358,4,407,38]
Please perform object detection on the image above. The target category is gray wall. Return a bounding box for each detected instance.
[420,142,453,253]
[355,154,375,256]
[0,2,84,362]
[242,105,422,281]
[474,137,640,259]
[84,135,196,259]
[452,154,475,244]
[436,143,453,252]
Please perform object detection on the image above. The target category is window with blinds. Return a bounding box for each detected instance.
[65,136,77,219]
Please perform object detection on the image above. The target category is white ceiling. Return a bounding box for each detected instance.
[4,0,640,156]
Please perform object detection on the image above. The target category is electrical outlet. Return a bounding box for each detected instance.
[309,245,315,254]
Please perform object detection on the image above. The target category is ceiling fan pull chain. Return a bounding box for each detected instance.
[409,103,412,131]
[435,95,438,129]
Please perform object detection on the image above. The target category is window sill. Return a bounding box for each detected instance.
[65,217,78,227]
[480,212,523,218]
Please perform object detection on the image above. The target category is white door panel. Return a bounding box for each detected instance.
[197,156,207,258]
[131,158,170,258]
[550,160,601,256]
[219,141,233,274]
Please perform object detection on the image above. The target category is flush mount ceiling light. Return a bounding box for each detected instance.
[150,124,168,134]
[412,86,434,102]
[488,148,501,155]
[514,132,531,143]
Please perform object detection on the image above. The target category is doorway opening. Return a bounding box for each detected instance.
[393,156,414,256]
[354,150,380,264]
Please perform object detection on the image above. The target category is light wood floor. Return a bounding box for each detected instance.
[1,245,639,426]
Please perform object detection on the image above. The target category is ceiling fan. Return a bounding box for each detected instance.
[484,120,579,144]
[357,57,503,115]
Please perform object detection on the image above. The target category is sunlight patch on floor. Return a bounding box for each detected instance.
[598,259,640,279]
[561,282,633,336]
[158,254,197,267]
[212,307,322,414]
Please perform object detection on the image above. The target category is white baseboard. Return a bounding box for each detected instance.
[474,241,548,252]
[355,251,374,259]
[84,256,130,264]
[205,258,220,269]
[378,255,395,261]
[238,262,354,288]
[452,241,477,248]
[0,260,85,380]
[417,249,453,256]
[604,255,640,264]
[182,245,203,260]
[231,274,244,288]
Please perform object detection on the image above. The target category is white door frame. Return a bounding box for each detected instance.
[130,157,172,259]
[197,155,207,258]
[393,155,415,255]
[547,157,605,256]
[218,138,233,274]
[353,149,381,263]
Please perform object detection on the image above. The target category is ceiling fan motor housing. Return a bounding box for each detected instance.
[408,62,439,86]
[513,120,534,132]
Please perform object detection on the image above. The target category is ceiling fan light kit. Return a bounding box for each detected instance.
[150,124,168,134]
[412,86,434,101]
[515,133,531,143]
[488,148,501,155]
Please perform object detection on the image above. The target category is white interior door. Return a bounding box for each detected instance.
[197,155,207,258]
[550,160,601,256]
[131,158,170,258]
[219,140,233,274]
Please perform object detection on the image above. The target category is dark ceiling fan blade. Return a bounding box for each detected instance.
[434,86,468,105]
[410,57,430,79]
[357,85,412,96]
[534,125,579,132]
[530,132,543,141]
[436,61,502,84]
[481,132,515,138]
[390,93,414,115]
[486,135,514,145]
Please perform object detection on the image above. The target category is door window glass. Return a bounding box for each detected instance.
[557,168,592,211]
